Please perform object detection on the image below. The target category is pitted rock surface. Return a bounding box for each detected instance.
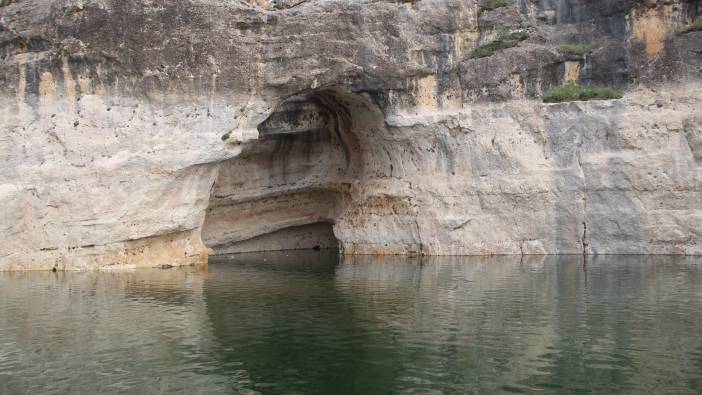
[1,0,701,269]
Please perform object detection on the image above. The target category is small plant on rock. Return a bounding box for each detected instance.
[543,84,622,103]
[469,28,528,59]
[221,132,230,141]
[559,43,593,56]
[479,0,507,14]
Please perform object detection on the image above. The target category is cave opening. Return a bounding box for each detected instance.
[207,222,339,254]
[201,87,385,256]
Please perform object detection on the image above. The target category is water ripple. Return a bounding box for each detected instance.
[0,253,701,394]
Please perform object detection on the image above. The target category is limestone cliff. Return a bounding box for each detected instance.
[0,0,700,270]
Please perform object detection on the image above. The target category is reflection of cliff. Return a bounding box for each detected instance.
[332,255,702,393]
[566,255,702,393]
[334,255,562,392]
[204,251,402,393]
[201,253,702,393]
[1,254,701,393]
[0,268,231,394]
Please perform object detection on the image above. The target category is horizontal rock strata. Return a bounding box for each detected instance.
[1,0,701,269]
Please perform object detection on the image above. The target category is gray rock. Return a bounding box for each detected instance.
[0,0,701,270]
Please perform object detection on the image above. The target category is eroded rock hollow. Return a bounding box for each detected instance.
[1,0,701,270]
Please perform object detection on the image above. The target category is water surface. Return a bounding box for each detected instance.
[1,253,701,394]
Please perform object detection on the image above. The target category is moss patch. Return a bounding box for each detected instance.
[221,133,231,141]
[543,84,622,103]
[559,44,593,56]
[469,30,528,59]
[479,0,508,14]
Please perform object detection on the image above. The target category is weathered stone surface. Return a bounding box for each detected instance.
[0,0,701,270]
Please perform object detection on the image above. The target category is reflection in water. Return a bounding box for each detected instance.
[1,253,701,394]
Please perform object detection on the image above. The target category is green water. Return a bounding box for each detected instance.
[1,252,701,394]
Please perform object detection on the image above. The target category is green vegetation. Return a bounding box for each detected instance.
[221,132,230,141]
[559,43,593,56]
[469,29,528,59]
[479,0,507,14]
[679,18,702,34]
[543,84,622,103]
[0,0,11,7]
[628,68,638,82]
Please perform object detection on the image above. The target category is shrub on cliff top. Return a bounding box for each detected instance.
[469,29,528,59]
[479,0,507,14]
[543,84,622,103]
[559,43,593,56]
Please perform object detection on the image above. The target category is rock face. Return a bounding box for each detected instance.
[0,0,701,270]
